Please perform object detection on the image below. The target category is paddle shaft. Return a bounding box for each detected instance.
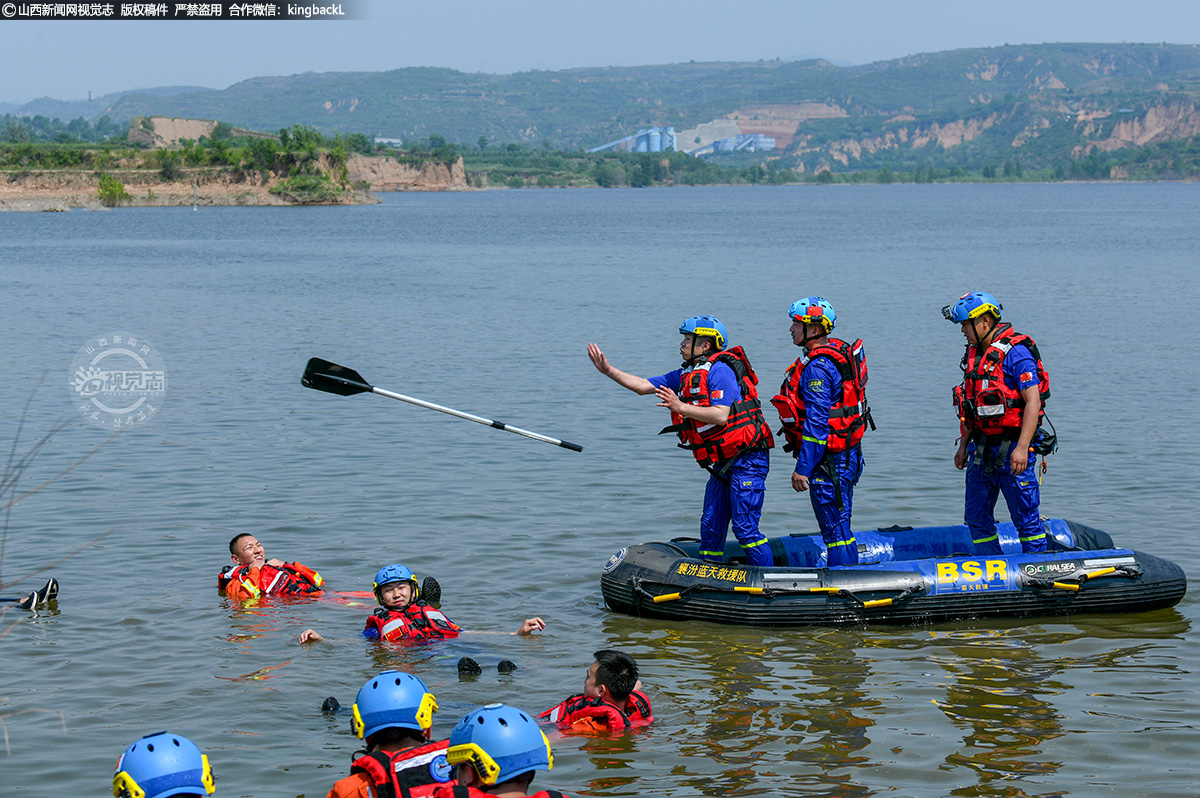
[372,386,583,451]
[307,363,583,452]
[372,379,583,448]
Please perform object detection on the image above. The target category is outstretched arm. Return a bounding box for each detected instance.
[588,343,655,395]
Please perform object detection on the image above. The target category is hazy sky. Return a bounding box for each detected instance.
[2,0,1198,104]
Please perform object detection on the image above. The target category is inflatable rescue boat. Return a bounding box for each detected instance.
[600,519,1185,627]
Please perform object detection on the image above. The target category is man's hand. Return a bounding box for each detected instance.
[792,472,809,492]
[513,618,545,635]
[298,629,323,644]
[1008,446,1030,475]
[587,343,611,376]
[266,558,285,568]
[954,439,970,470]
[655,385,683,413]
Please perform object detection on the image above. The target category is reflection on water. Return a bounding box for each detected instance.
[930,630,1067,793]
[604,622,879,796]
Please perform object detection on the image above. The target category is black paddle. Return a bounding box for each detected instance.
[302,358,583,452]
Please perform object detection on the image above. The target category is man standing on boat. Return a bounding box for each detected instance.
[945,291,1050,554]
[771,298,871,566]
[587,316,774,567]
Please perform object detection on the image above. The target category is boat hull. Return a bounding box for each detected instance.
[600,520,1187,627]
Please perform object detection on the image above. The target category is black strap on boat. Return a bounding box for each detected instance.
[818,583,926,608]
[630,575,926,608]
[1024,563,1142,592]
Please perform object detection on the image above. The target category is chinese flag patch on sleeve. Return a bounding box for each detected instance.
[1020,372,1033,383]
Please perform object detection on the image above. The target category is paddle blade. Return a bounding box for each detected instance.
[302,358,373,396]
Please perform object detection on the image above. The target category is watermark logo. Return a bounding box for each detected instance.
[68,333,167,428]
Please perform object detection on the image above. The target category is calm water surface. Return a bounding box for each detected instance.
[1,184,1197,796]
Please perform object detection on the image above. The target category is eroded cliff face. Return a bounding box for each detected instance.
[1086,101,1200,151]
[346,153,467,191]
[0,165,338,209]
[807,112,1009,167]
[0,154,467,210]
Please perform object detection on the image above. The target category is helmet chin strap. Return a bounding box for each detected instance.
[972,315,996,350]
[682,337,708,366]
[797,322,823,349]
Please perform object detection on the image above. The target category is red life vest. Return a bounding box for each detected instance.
[365,602,461,641]
[218,561,323,599]
[537,691,654,732]
[953,323,1050,439]
[348,739,454,798]
[771,337,872,454]
[659,346,774,468]
[433,788,567,798]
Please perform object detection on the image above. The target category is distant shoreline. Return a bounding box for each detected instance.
[4,173,1193,211]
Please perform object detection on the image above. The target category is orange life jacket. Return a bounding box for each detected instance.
[347,739,454,798]
[537,691,654,732]
[365,602,461,641]
[218,561,323,600]
[771,337,872,454]
[953,323,1050,439]
[659,346,774,468]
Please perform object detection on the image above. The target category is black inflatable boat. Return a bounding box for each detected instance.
[600,519,1186,627]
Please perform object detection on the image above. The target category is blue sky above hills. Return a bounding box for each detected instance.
[2,0,1197,104]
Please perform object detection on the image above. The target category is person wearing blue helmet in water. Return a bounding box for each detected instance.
[300,564,543,643]
[588,316,774,567]
[113,731,215,798]
[771,298,872,567]
[435,703,567,798]
[944,291,1052,554]
[326,671,455,798]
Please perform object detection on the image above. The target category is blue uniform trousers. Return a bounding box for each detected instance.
[700,448,772,567]
[965,440,1047,554]
[809,447,864,567]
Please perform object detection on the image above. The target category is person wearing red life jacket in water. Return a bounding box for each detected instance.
[945,291,1052,555]
[771,298,873,567]
[434,704,568,798]
[587,316,774,567]
[218,533,324,600]
[538,649,653,734]
[299,564,544,643]
[326,671,455,798]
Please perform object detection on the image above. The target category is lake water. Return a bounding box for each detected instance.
[1,183,1197,797]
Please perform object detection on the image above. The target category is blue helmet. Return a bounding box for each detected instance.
[943,291,1002,323]
[113,732,215,798]
[789,297,836,333]
[352,671,439,740]
[446,704,553,786]
[679,315,727,350]
[373,564,418,603]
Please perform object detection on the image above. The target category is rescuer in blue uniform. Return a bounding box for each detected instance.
[587,316,774,567]
[945,291,1050,555]
[773,298,869,567]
